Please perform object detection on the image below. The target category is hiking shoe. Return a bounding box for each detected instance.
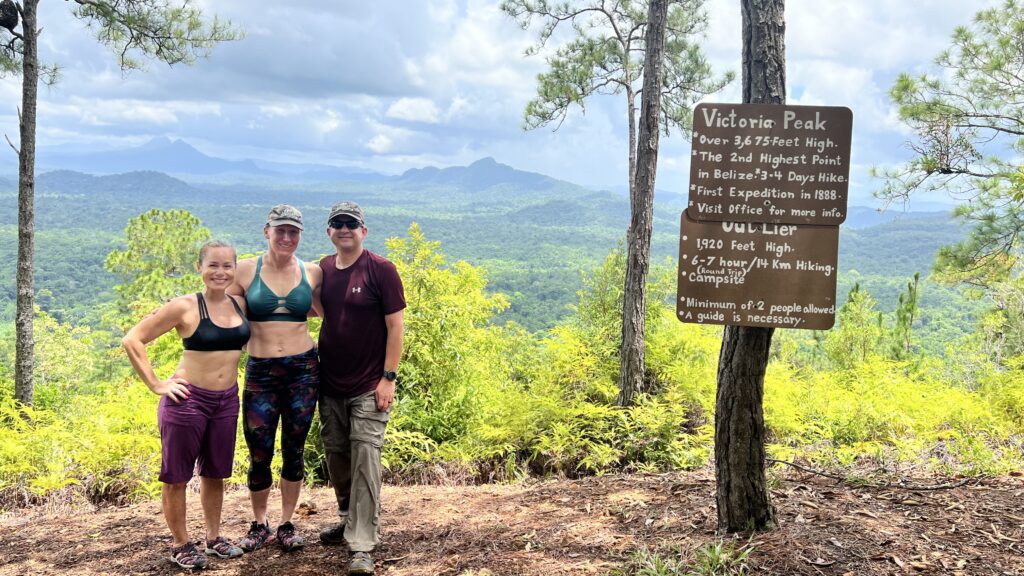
[239,521,274,552]
[277,521,305,552]
[169,542,209,570]
[205,536,243,559]
[319,520,347,545]
[348,551,374,574]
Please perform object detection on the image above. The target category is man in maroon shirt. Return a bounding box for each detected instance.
[314,201,405,575]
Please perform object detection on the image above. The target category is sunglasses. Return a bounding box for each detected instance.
[329,219,362,230]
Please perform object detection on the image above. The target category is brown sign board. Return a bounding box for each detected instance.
[688,103,853,226]
[676,210,839,330]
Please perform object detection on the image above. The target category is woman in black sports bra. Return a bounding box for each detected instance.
[123,240,250,570]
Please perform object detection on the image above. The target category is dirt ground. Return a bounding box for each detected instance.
[2,469,1023,575]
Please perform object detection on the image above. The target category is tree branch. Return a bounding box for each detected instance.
[5,132,18,155]
[768,459,977,491]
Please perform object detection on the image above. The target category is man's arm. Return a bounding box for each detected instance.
[374,309,405,411]
[308,263,324,318]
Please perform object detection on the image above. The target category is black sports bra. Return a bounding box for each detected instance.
[182,293,251,352]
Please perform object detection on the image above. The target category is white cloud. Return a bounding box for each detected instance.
[259,104,303,119]
[316,110,344,135]
[40,98,221,127]
[445,96,470,121]
[386,98,442,124]
[427,0,459,23]
[366,134,394,153]
[416,0,539,95]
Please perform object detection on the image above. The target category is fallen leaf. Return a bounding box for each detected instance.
[854,509,879,519]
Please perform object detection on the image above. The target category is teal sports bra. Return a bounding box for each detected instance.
[246,256,312,323]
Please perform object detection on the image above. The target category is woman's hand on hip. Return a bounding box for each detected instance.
[152,377,191,403]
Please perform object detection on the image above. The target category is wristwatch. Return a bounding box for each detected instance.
[382,370,397,381]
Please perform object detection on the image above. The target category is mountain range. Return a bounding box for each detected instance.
[1,137,947,227]
[0,137,384,182]
[0,139,963,332]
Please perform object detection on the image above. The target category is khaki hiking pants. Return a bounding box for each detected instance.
[319,390,390,552]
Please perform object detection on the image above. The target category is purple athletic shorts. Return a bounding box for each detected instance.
[157,383,239,484]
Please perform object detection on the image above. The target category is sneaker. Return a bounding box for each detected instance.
[348,551,374,575]
[319,521,346,545]
[169,542,209,570]
[277,521,305,552]
[238,521,274,552]
[205,536,243,559]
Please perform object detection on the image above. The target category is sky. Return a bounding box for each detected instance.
[0,0,999,206]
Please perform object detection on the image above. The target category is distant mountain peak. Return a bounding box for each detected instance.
[139,137,205,155]
[139,136,176,149]
[396,157,558,191]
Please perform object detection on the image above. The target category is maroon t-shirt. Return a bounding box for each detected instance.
[318,250,406,398]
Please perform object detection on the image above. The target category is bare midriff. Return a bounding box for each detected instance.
[174,350,244,391]
[246,321,315,358]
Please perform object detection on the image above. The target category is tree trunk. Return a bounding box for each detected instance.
[627,86,637,197]
[714,0,785,532]
[740,0,785,106]
[15,0,39,407]
[618,0,668,407]
[715,326,775,531]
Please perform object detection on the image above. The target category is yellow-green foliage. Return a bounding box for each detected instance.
[0,384,161,505]
[6,217,1024,509]
[763,357,1019,473]
[409,259,717,478]
[386,223,509,444]
[977,356,1024,427]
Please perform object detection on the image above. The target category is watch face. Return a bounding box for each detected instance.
[384,371,397,381]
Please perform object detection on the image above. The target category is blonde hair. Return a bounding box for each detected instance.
[198,239,236,264]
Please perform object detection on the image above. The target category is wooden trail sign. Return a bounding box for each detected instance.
[688,103,853,226]
[676,210,838,330]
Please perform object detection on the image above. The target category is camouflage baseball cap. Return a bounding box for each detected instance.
[266,204,304,230]
[328,201,364,225]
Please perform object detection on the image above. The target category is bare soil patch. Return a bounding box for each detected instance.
[2,470,1022,575]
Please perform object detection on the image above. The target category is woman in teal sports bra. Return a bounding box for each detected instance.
[228,204,323,553]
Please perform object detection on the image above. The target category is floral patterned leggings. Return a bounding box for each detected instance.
[242,348,319,491]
